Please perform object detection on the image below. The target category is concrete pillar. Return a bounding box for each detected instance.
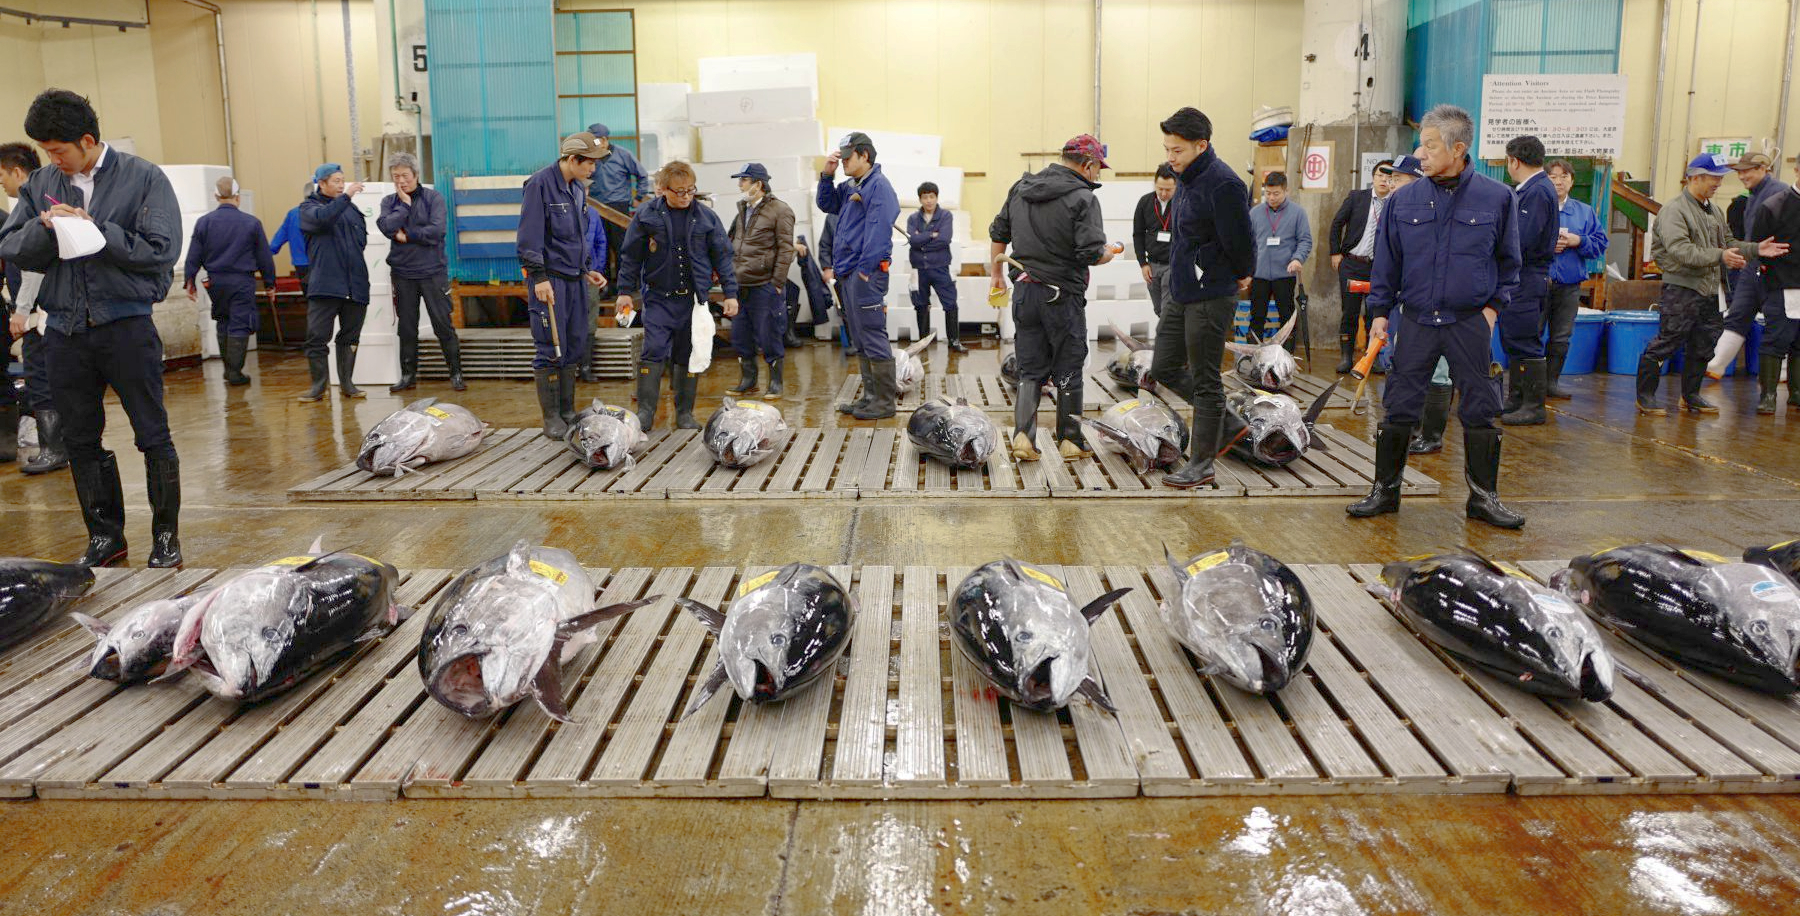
[1292,0,1409,351]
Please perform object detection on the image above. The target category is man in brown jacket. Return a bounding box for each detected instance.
[726,162,796,397]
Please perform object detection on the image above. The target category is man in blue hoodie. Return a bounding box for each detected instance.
[0,89,185,568]
[518,132,609,438]
[269,182,312,289]
[820,132,902,419]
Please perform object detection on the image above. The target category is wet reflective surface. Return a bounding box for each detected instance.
[3,341,1800,913]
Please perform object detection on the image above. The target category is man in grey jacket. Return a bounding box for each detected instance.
[0,90,184,569]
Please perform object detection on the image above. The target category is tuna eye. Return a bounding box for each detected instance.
[1751,620,1770,636]
[1546,626,1563,641]
[261,626,281,641]
[451,624,469,639]
[769,633,787,646]
[1016,631,1033,643]
[131,630,148,641]
[1259,618,1277,633]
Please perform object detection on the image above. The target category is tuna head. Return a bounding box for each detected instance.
[420,570,564,718]
[76,592,198,683]
[1163,547,1311,693]
[356,410,432,475]
[1083,401,1187,473]
[1225,314,1301,391]
[679,564,854,714]
[705,399,786,468]
[1236,393,1309,465]
[196,571,311,700]
[1503,578,1617,702]
[570,407,643,470]
[1699,564,1800,681]
[952,561,1126,712]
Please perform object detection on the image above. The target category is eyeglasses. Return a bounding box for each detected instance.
[666,186,698,197]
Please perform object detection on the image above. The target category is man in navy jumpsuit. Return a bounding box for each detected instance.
[1499,135,1559,426]
[907,181,963,352]
[820,132,902,419]
[615,160,738,433]
[1348,104,1526,529]
[184,175,277,387]
[518,132,608,439]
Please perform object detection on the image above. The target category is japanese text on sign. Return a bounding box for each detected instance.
[1477,74,1627,160]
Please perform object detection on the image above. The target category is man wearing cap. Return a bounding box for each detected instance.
[1347,104,1525,529]
[1705,151,1790,400]
[1246,171,1312,349]
[1543,158,1608,400]
[1328,159,1394,373]
[725,162,795,397]
[907,181,963,352]
[379,151,465,393]
[519,132,609,438]
[183,175,277,387]
[586,123,650,293]
[297,163,370,402]
[821,131,903,419]
[1133,164,1178,317]
[988,134,1115,461]
[618,160,738,432]
[1639,153,1788,415]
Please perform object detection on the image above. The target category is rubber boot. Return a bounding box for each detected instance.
[1055,381,1092,460]
[214,326,229,378]
[535,368,566,439]
[837,356,873,414]
[674,370,701,429]
[1635,355,1666,415]
[1409,384,1453,454]
[764,359,784,400]
[558,366,580,426]
[1464,427,1525,529]
[853,359,898,420]
[1163,408,1223,489]
[946,309,967,353]
[298,353,330,402]
[0,402,15,463]
[444,336,468,391]
[1544,347,1571,400]
[915,307,931,342]
[337,345,365,399]
[1705,329,1745,381]
[1758,358,1782,414]
[390,337,418,392]
[1334,335,1355,374]
[1502,361,1525,416]
[223,336,252,386]
[1501,358,1547,426]
[634,361,664,432]
[145,453,183,569]
[728,357,759,395]
[71,452,128,568]
[784,298,804,349]
[21,410,68,475]
[1346,423,1412,517]
[1790,355,1800,410]
[1011,366,1044,461]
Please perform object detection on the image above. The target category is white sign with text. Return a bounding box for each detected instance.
[1478,74,1627,160]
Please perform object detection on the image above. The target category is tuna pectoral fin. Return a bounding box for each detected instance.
[676,598,727,633]
[1361,581,1391,602]
[530,662,576,723]
[1077,677,1117,714]
[1303,381,1342,427]
[1617,662,1665,698]
[1077,588,1132,624]
[69,612,110,637]
[682,663,730,720]
[562,596,661,636]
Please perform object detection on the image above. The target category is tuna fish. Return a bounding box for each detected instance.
[949,560,1128,713]
[566,400,648,470]
[1160,544,1314,694]
[356,398,489,476]
[1106,323,1157,393]
[1554,545,1800,694]
[1081,399,1189,473]
[1225,312,1302,392]
[1001,351,1055,398]
[1745,539,1800,588]
[417,543,658,721]
[1225,381,1340,467]
[165,537,406,702]
[703,398,790,469]
[896,332,937,395]
[679,564,855,717]
[75,590,205,683]
[0,558,95,652]
[907,397,999,468]
[1373,552,1615,701]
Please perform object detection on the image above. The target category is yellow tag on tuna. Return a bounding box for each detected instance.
[1116,399,1141,411]
[269,556,313,567]
[423,406,451,420]
[1683,550,1730,565]
[737,570,779,598]
[1186,551,1229,576]
[1496,561,1529,579]
[1021,566,1064,591]
[528,560,569,585]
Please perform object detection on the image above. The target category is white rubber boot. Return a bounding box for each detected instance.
[1704,329,1745,381]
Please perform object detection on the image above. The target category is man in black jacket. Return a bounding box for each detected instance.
[378,151,464,393]
[1327,159,1393,372]
[1132,164,1176,316]
[0,90,184,568]
[1754,183,1800,412]
[297,162,370,402]
[989,134,1115,461]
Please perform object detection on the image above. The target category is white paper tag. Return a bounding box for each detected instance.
[908,271,919,292]
[1155,231,1171,243]
[1786,289,1800,320]
[1267,236,1281,247]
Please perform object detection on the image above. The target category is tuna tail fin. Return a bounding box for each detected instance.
[307,535,326,555]
[404,396,438,412]
[676,597,727,633]
[563,596,660,636]
[682,662,730,719]
[530,661,576,723]
[1077,676,1117,715]
[905,331,937,356]
[1270,311,1300,347]
[1109,322,1147,352]
[1078,588,1131,624]
[70,611,110,637]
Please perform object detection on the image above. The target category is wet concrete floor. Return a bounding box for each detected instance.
[3,338,1799,914]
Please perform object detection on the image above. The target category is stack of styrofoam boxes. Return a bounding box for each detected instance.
[1088,179,1158,340]
[326,182,399,387]
[162,164,233,362]
[637,82,694,171]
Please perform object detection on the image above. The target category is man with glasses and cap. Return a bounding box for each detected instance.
[519,131,609,439]
[183,175,277,387]
[820,131,903,419]
[1704,151,1791,409]
[725,162,796,398]
[586,123,650,293]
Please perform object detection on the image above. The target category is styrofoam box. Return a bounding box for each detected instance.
[638,82,692,123]
[700,120,824,163]
[687,86,813,126]
[825,127,940,167]
[881,165,963,208]
[1092,180,1154,222]
[641,121,694,165]
[693,158,814,199]
[161,164,232,212]
[698,53,819,103]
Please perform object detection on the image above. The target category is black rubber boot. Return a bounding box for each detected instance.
[1217,409,1249,456]
[145,453,183,569]
[0,402,15,463]
[1758,359,1782,414]
[853,359,898,420]
[337,346,365,399]
[298,353,330,402]
[945,308,967,352]
[558,366,579,426]
[535,368,566,439]
[914,308,931,342]
[444,336,468,391]
[1544,347,1571,400]
[838,356,873,414]
[674,371,701,429]
[390,337,418,393]
[71,452,128,568]
[1334,335,1355,374]
[634,361,665,432]
[1163,407,1223,489]
[223,336,252,386]
[1464,427,1525,529]
[1502,361,1525,416]
[1790,356,1800,409]
[728,358,759,395]
[1055,380,1092,460]
[1635,355,1666,415]
[1501,358,1547,426]
[1347,423,1412,517]
[764,359,784,400]
[21,410,68,475]
[1409,384,1453,454]
[784,299,804,349]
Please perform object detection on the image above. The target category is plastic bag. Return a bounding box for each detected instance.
[688,302,715,374]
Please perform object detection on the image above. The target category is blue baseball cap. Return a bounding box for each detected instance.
[1686,153,1732,177]
[1389,155,1424,178]
[730,162,771,182]
[312,162,343,183]
[587,123,611,139]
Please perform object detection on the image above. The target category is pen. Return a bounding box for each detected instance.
[44,194,60,206]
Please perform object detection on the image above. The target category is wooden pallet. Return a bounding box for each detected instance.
[418,327,642,380]
[835,374,1105,413]
[9,558,1800,800]
[285,428,542,501]
[1057,424,1438,499]
[1087,368,1359,412]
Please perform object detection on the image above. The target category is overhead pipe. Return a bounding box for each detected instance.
[1681,0,1705,190]
[1649,0,1671,190]
[0,6,146,29]
[179,0,233,172]
[1778,0,1798,180]
[343,0,361,180]
[1093,0,1102,137]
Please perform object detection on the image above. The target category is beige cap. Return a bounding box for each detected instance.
[560,132,607,159]
[1728,152,1775,171]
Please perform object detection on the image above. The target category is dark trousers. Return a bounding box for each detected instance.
[1011,281,1087,442]
[1383,314,1502,429]
[1146,261,1170,317]
[1542,281,1582,367]
[394,272,459,357]
[44,316,176,462]
[1247,276,1297,347]
[601,203,630,290]
[527,276,589,370]
[1762,285,1798,357]
[22,329,51,412]
[1725,271,1767,336]
[304,297,368,360]
[842,270,893,360]
[732,282,787,361]
[910,265,958,337]
[1338,256,1372,336]
[208,273,261,336]
[1500,271,1549,360]
[1640,285,1721,399]
[0,320,12,411]
[641,290,697,366]
[1151,296,1236,412]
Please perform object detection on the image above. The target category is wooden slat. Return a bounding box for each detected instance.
[893,567,946,787]
[828,566,895,788]
[1065,567,1186,789]
[766,565,854,792]
[652,568,753,790]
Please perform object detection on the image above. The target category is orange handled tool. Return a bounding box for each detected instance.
[1349,335,1386,415]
